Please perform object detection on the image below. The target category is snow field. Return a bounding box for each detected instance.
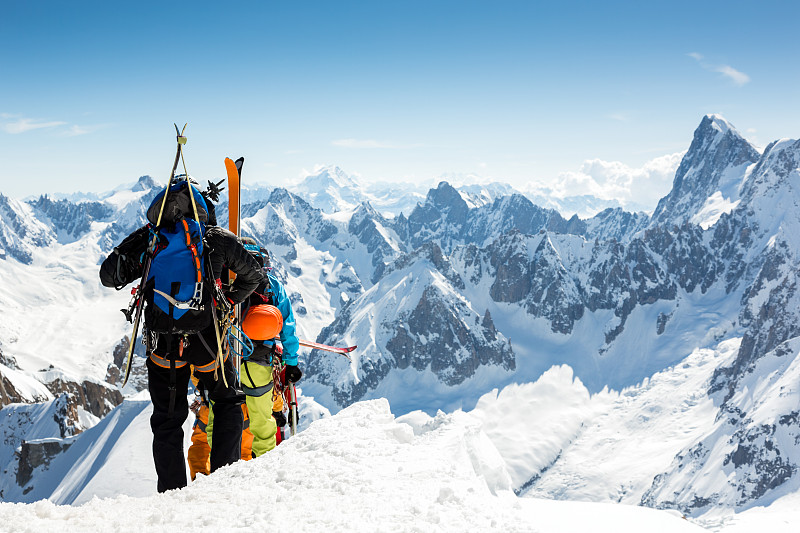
[0,226,131,382]
[0,399,705,533]
[524,341,739,504]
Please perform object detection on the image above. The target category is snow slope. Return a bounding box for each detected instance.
[0,399,707,533]
[0,223,132,385]
[4,344,796,531]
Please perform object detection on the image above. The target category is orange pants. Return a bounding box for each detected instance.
[188,403,254,480]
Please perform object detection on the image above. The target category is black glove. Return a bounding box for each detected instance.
[285,364,302,383]
[272,411,287,427]
[100,250,137,289]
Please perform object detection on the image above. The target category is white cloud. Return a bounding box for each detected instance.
[545,151,685,213]
[62,124,106,137]
[688,52,750,86]
[2,115,105,136]
[714,65,750,86]
[3,117,67,134]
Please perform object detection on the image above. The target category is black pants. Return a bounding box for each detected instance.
[147,326,244,493]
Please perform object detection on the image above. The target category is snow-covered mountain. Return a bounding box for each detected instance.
[291,165,427,217]
[1,114,799,526]
[303,241,515,412]
[292,164,624,220]
[650,114,761,229]
[0,193,54,263]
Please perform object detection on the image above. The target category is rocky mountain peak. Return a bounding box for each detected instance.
[650,115,761,228]
[132,175,159,192]
[267,187,313,212]
[426,181,468,212]
[702,113,736,136]
[352,201,381,223]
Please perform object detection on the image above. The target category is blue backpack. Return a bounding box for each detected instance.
[143,179,213,334]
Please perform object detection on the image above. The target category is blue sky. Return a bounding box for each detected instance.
[1,1,798,202]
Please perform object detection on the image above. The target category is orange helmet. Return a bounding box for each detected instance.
[242,304,283,340]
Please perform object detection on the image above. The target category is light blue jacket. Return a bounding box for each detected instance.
[266,272,300,366]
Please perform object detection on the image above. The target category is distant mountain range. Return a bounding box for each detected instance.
[1,115,799,517]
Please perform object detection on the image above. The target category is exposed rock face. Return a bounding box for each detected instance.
[264,188,340,243]
[395,182,579,254]
[0,350,19,370]
[385,242,465,290]
[635,130,800,515]
[1,353,51,408]
[585,207,649,243]
[459,229,682,339]
[1,372,26,408]
[105,336,148,392]
[16,437,75,488]
[44,378,122,420]
[348,203,407,283]
[642,340,800,515]
[488,231,585,335]
[29,196,113,239]
[387,286,515,385]
[307,242,515,408]
[709,138,800,399]
[1,351,20,407]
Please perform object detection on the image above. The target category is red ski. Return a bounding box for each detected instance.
[298,339,356,360]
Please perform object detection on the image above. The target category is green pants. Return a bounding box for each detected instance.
[241,360,278,457]
[207,361,278,457]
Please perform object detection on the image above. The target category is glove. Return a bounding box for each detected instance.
[285,364,302,383]
[100,250,135,289]
[273,411,287,427]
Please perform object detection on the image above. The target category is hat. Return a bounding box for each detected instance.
[241,237,271,268]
